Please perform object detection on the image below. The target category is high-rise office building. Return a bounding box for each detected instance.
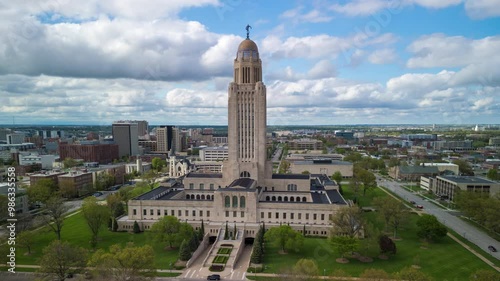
[156,126,180,153]
[112,122,139,158]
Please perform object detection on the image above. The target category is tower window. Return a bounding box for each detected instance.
[240,171,250,178]
[224,196,230,208]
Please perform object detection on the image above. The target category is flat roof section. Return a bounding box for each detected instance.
[272,174,310,180]
[186,173,223,178]
[326,189,347,205]
[439,175,496,184]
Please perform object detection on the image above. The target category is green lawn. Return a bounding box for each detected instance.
[261,185,497,281]
[217,247,232,255]
[14,212,179,269]
[213,255,229,264]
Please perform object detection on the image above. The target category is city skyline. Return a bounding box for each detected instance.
[1,0,499,125]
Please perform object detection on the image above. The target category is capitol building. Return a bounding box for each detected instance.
[118,34,349,239]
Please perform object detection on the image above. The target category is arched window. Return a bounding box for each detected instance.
[266,196,270,201]
[240,196,246,208]
[186,194,190,199]
[290,197,295,202]
[225,196,230,207]
[232,196,238,208]
[302,197,307,202]
[272,196,276,201]
[278,196,282,201]
[296,196,300,202]
[287,184,297,191]
[201,195,205,200]
[240,171,250,178]
[284,196,288,202]
[196,194,200,200]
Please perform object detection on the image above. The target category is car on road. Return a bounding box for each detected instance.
[416,205,424,209]
[207,274,221,280]
[93,192,103,197]
[410,200,416,204]
[488,245,497,252]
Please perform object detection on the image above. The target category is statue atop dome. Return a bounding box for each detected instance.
[245,24,252,39]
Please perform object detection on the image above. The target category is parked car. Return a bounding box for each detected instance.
[410,200,416,204]
[207,274,221,280]
[416,205,424,209]
[488,245,497,252]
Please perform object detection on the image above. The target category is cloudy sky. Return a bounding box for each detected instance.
[1,0,499,126]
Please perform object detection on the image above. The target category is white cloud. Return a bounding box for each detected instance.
[406,34,500,68]
[368,48,397,64]
[280,6,333,23]
[464,0,500,19]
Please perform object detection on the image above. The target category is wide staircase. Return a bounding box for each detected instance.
[203,226,245,270]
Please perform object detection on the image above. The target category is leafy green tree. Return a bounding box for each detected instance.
[150,216,193,249]
[27,178,57,204]
[179,239,191,261]
[416,214,447,242]
[95,172,115,191]
[17,230,35,255]
[452,159,474,176]
[373,197,408,238]
[151,157,166,172]
[133,221,141,233]
[331,236,359,259]
[330,205,364,237]
[264,225,304,253]
[88,243,155,280]
[63,157,79,168]
[82,197,110,248]
[486,169,499,180]
[40,196,70,240]
[357,168,377,195]
[301,170,310,175]
[38,240,87,281]
[332,171,343,185]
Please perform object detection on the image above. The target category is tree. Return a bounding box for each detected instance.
[150,216,193,249]
[301,170,310,175]
[17,230,35,255]
[95,172,115,191]
[470,269,500,281]
[224,221,229,240]
[82,197,110,248]
[360,268,391,280]
[358,168,377,195]
[151,157,166,173]
[27,178,57,204]
[179,239,191,261]
[107,193,125,231]
[332,171,343,185]
[373,197,408,238]
[88,243,155,281]
[63,157,79,168]
[486,169,499,181]
[264,225,304,253]
[379,235,396,255]
[292,259,319,281]
[330,235,358,259]
[330,205,364,237]
[133,221,141,233]
[396,266,432,281]
[38,240,87,281]
[40,196,70,240]
[452,159,474,176]
[416,214,447,242]
[250,241,263,264]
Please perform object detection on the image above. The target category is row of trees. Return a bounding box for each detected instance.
[455,191,500,233]
[250,224,265,264]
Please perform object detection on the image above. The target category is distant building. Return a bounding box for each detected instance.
[19,153,57,169]
[156,126,180,154]
[420,163,459,175]
[335,131,354,139]
[289,159,353,178]
[389,165,439,181]
[432,175,500,200]
[134,120,149,138]
[58,171,94,197]
[138,140,157,153]
[288,138,323,151]
[199,146,228,161]
[125,158,152,174]
[0,183,29,217]
[59,142,119,164]
[112,122,139,158]
[489,137,500,147]
[30,171,67,187]
[6,133,25,145]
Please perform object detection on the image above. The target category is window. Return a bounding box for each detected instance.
[225,196,230,207]
[232,196,238,208]
[185,210,188,216]
[298,213,301,220]
[178,210,181,216]
[157,210,160,216]
[189,183,194,189]
[283,213,287,219]
[240,196,246,208]
[192,210,196,216]
[207,211,210,217]
[313,214,317,220]
[200,183,204,190]
[164,210,167,216]
[226,211,229,217]
[171,210,175,216]
[268,212,271,218]
[291,213,294,220]
[240,171,250,178]
[210,184,214,190]
[233,211,237,217]
[261,212,264,219]
[133,209,137,215]
[150,209,153,216]
[241,212,244,218]
[329,214,332,221]
[200,210,203,217]
[143,209,146,215]
[287,184,297,191]
[321,214,324,221]
[275,212,279,219]
[306,213,309,220]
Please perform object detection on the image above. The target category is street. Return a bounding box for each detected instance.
[376,176,500,260]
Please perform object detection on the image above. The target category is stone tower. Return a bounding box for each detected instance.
[223,34,271,185]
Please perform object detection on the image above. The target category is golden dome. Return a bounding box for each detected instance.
[237,39,258,52]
